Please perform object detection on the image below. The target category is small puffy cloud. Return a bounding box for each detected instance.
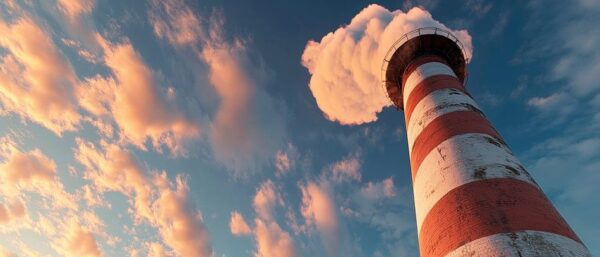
[59,222,102,257]
[91,35,200,155]
[233,180,298,257]
[251,180,297,257]
[275,151,291,176]
[360,177,396,200]
[300,181,339,257]
[330,153,362,183]
[0,137,77,210]
[301,5,472,125]
[254,219,297,257]
[1,149,55,183]
[0,16,80,134]
[153,173,212,257]
[253,180,280,221]
[0,201,26,225]
[274,144,299,177]
[56,0,95,19]
[147,243,169,257]
[230,211,252,236]
[149,0,204,46]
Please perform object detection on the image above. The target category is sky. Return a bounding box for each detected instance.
[0,0,599,256]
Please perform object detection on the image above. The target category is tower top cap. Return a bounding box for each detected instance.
[381,27,468,110]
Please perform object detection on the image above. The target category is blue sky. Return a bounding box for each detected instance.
[0,0,598,256]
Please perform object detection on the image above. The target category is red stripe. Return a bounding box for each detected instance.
[418,178,582,257]
[410,111,503,179]
[402,55,448,86]
[404,75,466,122]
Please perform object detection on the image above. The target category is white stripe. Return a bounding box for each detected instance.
[413,133,537,232]
[444,230,591,257]
[403,62,456,102]
[406,88,481,152]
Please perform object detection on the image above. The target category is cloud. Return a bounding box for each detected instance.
[201,24,285,175]
[0,201,25,225]
[230,211,252,236]
[231,180,297,257]
[300,181,339,257]
[0,137,77,210]
[402,0,439,11]
[0,247,17,257]
[147,243,169,257]
[517,3,600,253]
[274,143,299,177]
[253,180,281,221]
[301,4,472,125]
[152,173,212,257]
[359,177,396,200]
[527,92,569,109]
[59,222,102,257]
[252,180,297,257]
[149,0,286,175]
[56,0,95,19]
[0,15,80,134]
[254,219,297,257]
[149,0,204,46]
[330,153,362,183]
[89,35,200,155]
[74,139,212,257]
[275,151,291,176]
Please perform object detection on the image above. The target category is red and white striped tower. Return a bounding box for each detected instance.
[382,28,591,257]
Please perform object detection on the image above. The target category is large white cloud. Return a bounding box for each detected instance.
[301,4,472,125]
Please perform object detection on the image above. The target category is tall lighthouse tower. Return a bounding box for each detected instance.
[382,28,591,257]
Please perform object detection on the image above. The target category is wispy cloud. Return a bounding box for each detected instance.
[518,0,600,251]
[149,0,286,175]
[300,181,339,257]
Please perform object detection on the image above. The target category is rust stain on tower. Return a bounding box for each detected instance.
[382,28,592,257]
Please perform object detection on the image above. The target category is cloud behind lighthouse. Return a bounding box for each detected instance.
[301,4,472,125]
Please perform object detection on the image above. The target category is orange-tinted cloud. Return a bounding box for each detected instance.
[0,16,80,134]
[301,5,472,125]
[253,180,281,221]
[300,181,339,257]
[0,137,77,210]
[0,201,25,225]
[274,143,298,177]
[85,35,200,155]
[231,180,298,257]
[57,0,95,19]
[74,139,212,257]
[254,219,297,257]
[330,153,361,183]
[149,0,286,175]
[149,0,205,46]
[153,173,212,257]
[253,180,297,257]
[230,211,252,236]
[59,222,102,257]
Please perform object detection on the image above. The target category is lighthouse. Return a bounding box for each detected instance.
[382,28,591,257]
